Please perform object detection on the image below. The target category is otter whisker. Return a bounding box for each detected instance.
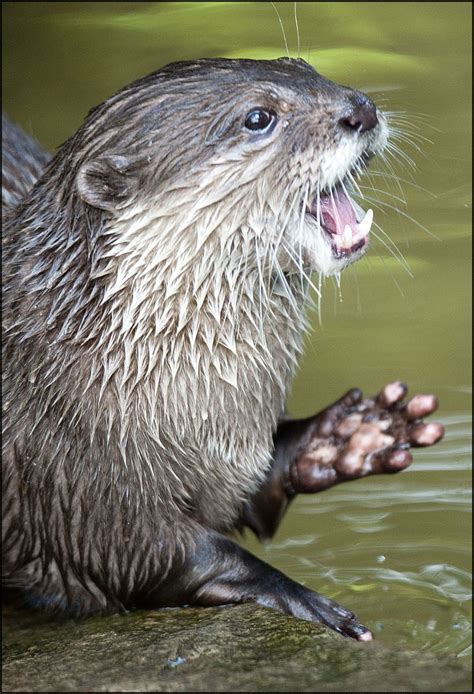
[354,154,400,207]
[356,183,408,207]
[383,142,418,173]
[255,191,302,339]
[345,170,365,200]
[254,233,269,338]
[264,183,295,271]
[370,222,414,277]
[364,237,406,295]
[386,133,427,159]
[266,187,300,294]
[271,1,290,57]
[274,257,302,318]
[388,127,434,148]
[280,239,321,306]
[384,109,439,130]
[362,170,437,198]
[373,151,408,200]
[358,190,440,241]
[294,2,301,59]
[297,181,310,291]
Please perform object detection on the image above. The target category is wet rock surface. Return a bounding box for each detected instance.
[2,600,471,692]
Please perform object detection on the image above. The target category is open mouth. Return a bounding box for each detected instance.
[307,184,374,258]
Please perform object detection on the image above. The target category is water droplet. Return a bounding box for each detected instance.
[166,656,185,668]
[335,272,343,302]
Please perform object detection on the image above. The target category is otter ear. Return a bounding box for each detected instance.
[76,155,138,213]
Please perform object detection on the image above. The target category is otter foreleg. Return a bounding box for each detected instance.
[241,382,444,540]
[157,531,373,640]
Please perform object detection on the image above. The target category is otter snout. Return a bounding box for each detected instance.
[339,94,379,134]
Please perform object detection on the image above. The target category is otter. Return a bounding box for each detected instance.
[2,58,444,641]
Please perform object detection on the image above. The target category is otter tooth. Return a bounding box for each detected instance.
[358,208,373,237]
[342,224,353,247]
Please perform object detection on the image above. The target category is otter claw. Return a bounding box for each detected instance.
[344,388,363,406]
[410,421,445,446]
[385,448,413,471]
[378,381,408,407]
[357,629,374,642]
[406,394,439,419]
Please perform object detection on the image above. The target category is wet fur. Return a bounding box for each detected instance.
[3,58,384,615]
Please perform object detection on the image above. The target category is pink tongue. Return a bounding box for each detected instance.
[319,188,357,236]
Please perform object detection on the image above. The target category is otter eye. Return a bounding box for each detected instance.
[244,109,276,132]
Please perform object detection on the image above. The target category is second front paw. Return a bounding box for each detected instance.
[289,382,444,494]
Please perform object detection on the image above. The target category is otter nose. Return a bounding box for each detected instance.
[339,96,378,134]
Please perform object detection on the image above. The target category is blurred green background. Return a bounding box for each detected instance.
[3,1,471,661]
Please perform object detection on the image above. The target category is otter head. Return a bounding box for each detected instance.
[74,57,387,286]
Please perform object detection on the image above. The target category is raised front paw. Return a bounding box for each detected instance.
[289,382,444,493]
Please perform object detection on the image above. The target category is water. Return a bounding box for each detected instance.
[3,0,471,664]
